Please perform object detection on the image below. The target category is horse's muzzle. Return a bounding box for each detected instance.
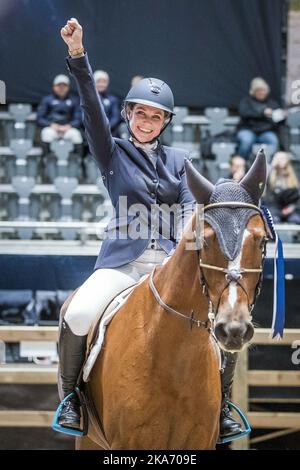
[214,320,254,351]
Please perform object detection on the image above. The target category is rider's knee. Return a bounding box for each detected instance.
[64,305,92,336]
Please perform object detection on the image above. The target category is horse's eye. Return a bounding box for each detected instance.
[203,234,214,248]
[203,227,215,242]
[203,237,209,249]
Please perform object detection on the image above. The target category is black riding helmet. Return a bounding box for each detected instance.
[121,77,176,143]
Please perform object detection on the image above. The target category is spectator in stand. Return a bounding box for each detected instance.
[37,74,83,144]
[93,70,120,135]
[236,77,285,160]
[229,155,246,182]
[264,151,300,224]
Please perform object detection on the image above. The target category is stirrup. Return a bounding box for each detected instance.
[52,387,88,437]
[217,400,251,445]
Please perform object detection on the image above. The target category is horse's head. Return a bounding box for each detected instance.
[185,150,270,352]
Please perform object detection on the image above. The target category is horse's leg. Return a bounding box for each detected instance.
[75,436,104,450]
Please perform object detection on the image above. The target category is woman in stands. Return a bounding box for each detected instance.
[57,17,242,440]
[264,151,300,224]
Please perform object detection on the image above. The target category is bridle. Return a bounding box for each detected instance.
[149,201,271,332]
[198,202,270,318]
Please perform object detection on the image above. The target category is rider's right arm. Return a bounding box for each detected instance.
[66,52,115,172]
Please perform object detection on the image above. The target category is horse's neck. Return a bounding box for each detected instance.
[154,235,209,323]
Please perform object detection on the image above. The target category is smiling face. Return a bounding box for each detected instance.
[127,104,166,143]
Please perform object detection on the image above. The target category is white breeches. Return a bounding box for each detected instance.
[41,127,83,144]
[64,247,168,336]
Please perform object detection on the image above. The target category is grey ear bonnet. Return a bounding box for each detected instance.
[184,150,268,261]
[205,180,258,260]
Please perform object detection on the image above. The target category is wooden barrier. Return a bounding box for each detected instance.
[232,328,300,450]
[0,364,57,384]
[0,326,300,449]
[0,411,54,427]
[0,326,58,342]
[0,326,59,428]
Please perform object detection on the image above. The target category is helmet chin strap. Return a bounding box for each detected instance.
[131,135,157,146]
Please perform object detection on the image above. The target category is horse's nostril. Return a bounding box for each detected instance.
[215,320,254,349]
[244,322,254,342]
[214,321,228,341]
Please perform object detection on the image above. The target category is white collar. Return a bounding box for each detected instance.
[130,136,158,153]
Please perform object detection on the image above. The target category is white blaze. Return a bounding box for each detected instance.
[228,229,251,309]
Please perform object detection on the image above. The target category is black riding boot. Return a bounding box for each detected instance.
[58,320,87,430]
[219,351,242,439]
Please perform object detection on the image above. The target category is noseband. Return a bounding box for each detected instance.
[149,201,270,331]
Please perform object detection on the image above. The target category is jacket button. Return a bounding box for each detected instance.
[102,175,106,180]
[109,170,114,175]
[151,244,155,249]
[150,192,155,198]
[153,179,158,183]
[151,238,155,243]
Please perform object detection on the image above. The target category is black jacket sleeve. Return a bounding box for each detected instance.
[238,96,267,119]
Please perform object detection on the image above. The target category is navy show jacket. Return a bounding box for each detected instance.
[65,53,195,270]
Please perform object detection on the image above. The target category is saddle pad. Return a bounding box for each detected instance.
[83,274,149,382]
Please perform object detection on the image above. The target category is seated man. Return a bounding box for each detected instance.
[93,70,121,136]
[236,77,285,159]
[37,74,83,145]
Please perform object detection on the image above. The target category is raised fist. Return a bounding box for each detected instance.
[60,18,83,51]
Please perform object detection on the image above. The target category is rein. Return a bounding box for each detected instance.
[149,267,212,330]
[149,201,270,330]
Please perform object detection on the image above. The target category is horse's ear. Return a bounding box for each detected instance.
[184,158,214,204]
[239,148,267,203]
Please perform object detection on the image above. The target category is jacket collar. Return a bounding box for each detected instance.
[115,138,167,173]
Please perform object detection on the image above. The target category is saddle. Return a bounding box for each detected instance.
[56,273,149,448]
[83,277,148,382]
[86,274,151,448]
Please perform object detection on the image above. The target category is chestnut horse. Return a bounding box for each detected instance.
[74,151,268,450]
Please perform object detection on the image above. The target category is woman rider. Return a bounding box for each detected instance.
[58,17,242,440]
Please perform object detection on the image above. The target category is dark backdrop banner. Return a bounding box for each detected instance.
[0,0,285,108]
